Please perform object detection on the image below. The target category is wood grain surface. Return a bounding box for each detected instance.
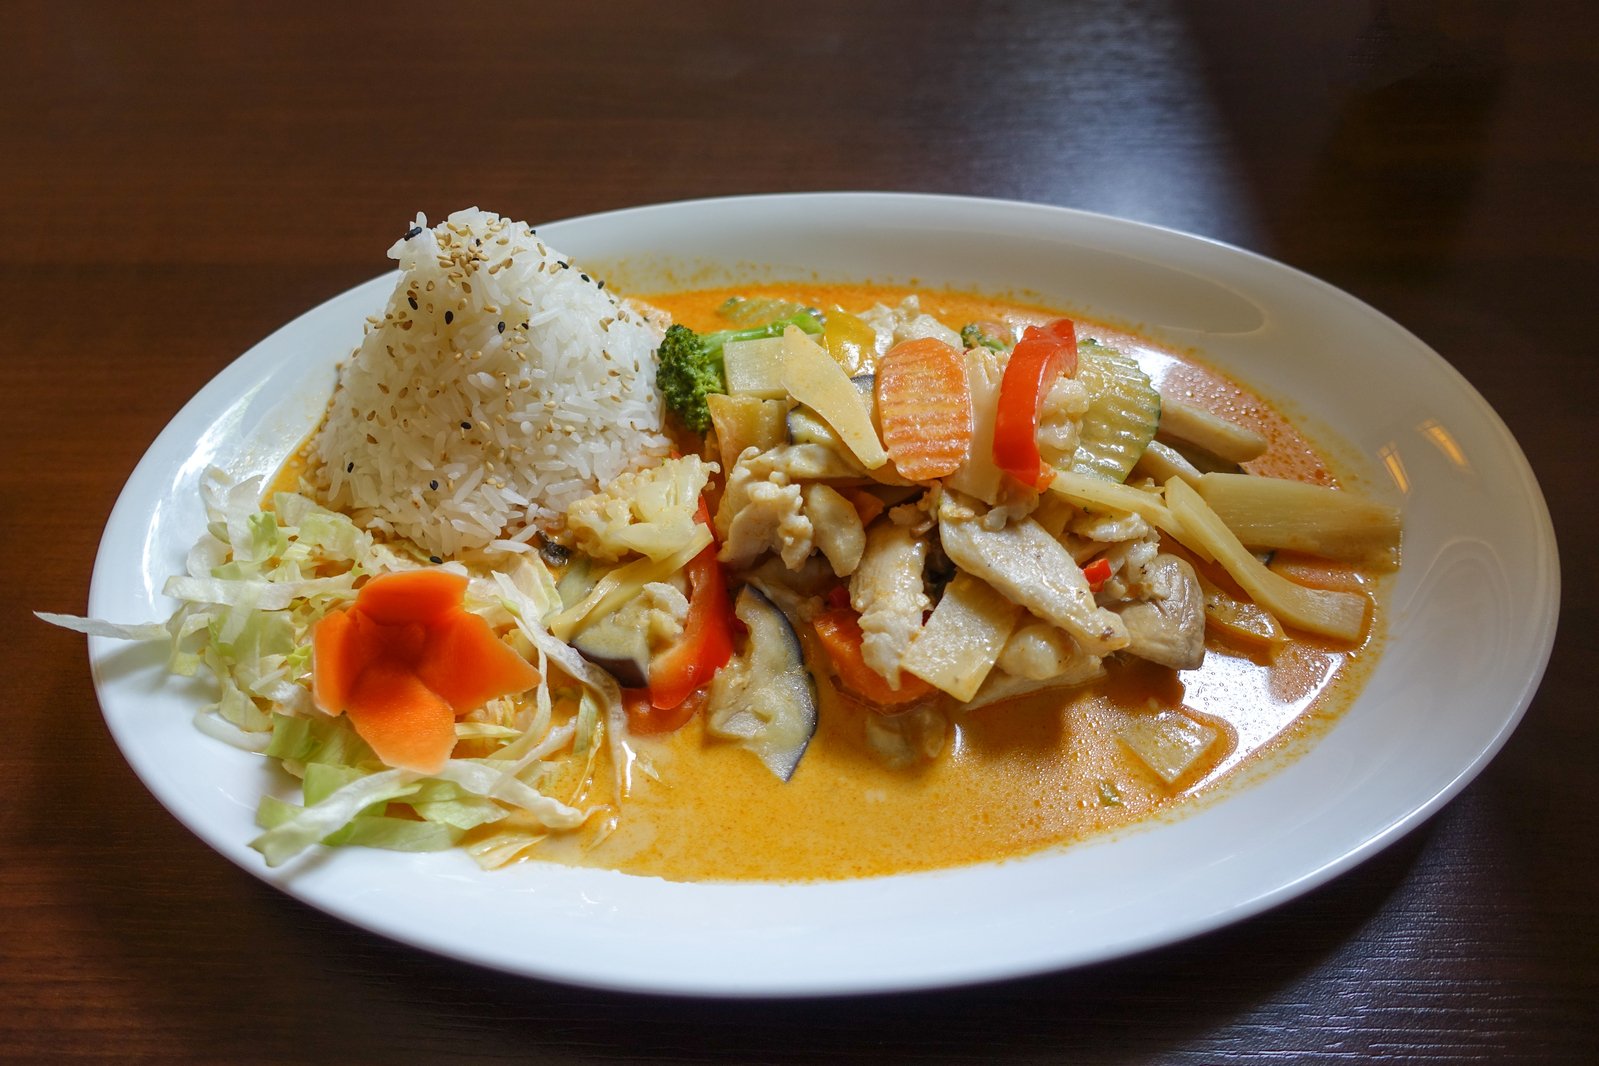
[3,2,1593,1062]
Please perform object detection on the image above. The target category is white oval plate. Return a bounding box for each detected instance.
[87,193,1558,997]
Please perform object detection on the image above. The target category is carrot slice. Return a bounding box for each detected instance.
[417,610,540,712]
[875,338,973,482]
[311,608,357,714]
[344,658,457,774]
[842,487,886,528]
[812,608,934,708]
[355,569,469,625]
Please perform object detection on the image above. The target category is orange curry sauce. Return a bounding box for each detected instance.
[520,284,1388,882]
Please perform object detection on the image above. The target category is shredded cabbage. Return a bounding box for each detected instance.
[42,466,622,869]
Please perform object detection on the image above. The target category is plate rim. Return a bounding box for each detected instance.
[84,191,1560,997]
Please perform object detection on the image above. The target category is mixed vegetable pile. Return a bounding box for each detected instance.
[586,294,1398,781]
[44,292,1401,869]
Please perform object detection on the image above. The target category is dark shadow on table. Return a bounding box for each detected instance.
[1175,0,1511,282]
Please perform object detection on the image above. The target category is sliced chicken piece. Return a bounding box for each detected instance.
[721,480,812,570]
[1109,553,1205,670]
[802,482,866,577]
[937,493,1129,656]
[1104,535,1161,599]
[760,442,867,482]
[848,519,929,687]
[713,446,762,542]
[1035,373,1090,471]
[997,622,1102,682]
[1068,507,1150,544]
[715,447,818,571]
[863,703,947,769]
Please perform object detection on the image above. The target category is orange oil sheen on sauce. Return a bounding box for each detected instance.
[525,284,1387,883]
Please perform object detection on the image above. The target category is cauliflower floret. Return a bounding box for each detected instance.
[565,455,714,562]
[859,296,964,357]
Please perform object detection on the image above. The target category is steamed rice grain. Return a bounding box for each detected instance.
[311,209,670,558]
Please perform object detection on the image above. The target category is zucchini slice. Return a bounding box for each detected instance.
[1069,340,1161,483]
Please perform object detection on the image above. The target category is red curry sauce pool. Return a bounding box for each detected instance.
[520,284,1389,882]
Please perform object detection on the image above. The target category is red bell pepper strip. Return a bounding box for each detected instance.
[624,686,704,735]
[644,501,734,713]
[992,318,1078,490]
[1042,318,1079,348]
[1082,556,1113,593]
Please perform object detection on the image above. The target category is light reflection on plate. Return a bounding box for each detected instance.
[86,194,1558,996]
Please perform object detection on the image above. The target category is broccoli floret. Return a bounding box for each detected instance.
[655,312,825,434]
[960,322,1009,352]
[656,324,725,434]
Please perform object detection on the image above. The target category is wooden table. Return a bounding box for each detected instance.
[4,2,1592,1061]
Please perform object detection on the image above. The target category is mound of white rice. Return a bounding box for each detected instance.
[311,208,671,558]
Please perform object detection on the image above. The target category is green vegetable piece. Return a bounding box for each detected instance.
[719,295,822,327]
[656,313,825,433]
[959,323,1008,351]
[656,324,728,434]
[1070,339,1162,483]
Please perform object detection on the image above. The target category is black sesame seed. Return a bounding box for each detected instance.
[537,537,572,567]
[597,280,605,290]
[558,261,570,270]
[429,479,439,490]
[346,462,354,473]
[408,295,418,310]
[497,321,505,333]
[580,273,590,283]
[429,555,442,565]
[460,421,471,430]
[404,226,422,239]
[444,310,454,324]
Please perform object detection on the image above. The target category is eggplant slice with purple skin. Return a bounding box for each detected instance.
[568,604,652,689]
[704,585,818,781]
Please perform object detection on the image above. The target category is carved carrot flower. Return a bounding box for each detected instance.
[311,569,539,773]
